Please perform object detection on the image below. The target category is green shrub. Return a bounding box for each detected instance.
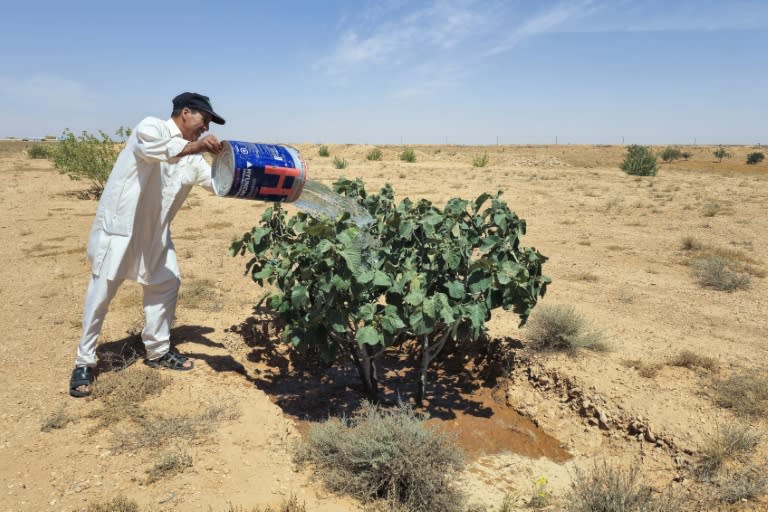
[713,146,731,162]
[27,144,53,159]
[366,148,383,161]
[472,153,489,167]
[400,147,416,162]
[525,304,607,353]
[717,464,768,503]
[660,146,682,162]
[295,402,465,512]
[746,152,765,165]
[332,155,348,169]
[681,151,692,160]
[318,145,330,157]
[620,145,657,176]
[566,461,681,512]
[691,255,750,291]
[52,128,124,198]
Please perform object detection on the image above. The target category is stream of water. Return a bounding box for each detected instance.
[293,179,374,227]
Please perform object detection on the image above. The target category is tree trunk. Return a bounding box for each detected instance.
[351,343,379,403]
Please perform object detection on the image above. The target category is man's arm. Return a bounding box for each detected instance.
[177,135,223,157]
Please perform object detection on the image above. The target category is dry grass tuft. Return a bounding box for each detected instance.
[295,401,465,512]
[566,460,681,512]
[40,404,77,432]
[145,448,193,484]
[717,464,768,504]
[711,372,768,418]
[667,350,718,372]
[621,359,661,379]
[525,304,608,353]
[179,278,221,310]
[85,495,140,512]
[112,399,240,452]
[694,423,762,481]
[225,495,307,512]
[691,255,751,291]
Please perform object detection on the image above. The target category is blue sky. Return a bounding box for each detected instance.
[1,0,766,145]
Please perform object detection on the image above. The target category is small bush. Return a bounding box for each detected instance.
[680,236,705,251]
[717,464,768,503]
[318,145,330,157]
[525,304,608,353]
[40,404,76,432]
[27,144,53,159]
[86,496,140,512]
[400,147,416,163]
[472,153,489,167]
[713,146,731,162]
[620,145,657,176]
[294,402,465,512]
[681,151,692,160]
[668,349,718,371]
[225,495,307,512]
[52,128,125,198]
[660,146,682,162]
[566,460,681,512]
[712,372,768,418]
[367,148,383,161]
[145,448,193,483]
[332,155,348,169]
[746,152,765,164]
[621,359,661,378]
[694,423,761,481]
[691,255,750,291]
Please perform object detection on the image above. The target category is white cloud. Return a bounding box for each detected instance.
[486,0,596,55]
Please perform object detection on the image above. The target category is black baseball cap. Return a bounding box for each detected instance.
[172,92,226,125]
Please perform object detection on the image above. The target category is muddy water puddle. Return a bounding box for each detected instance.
[427,388,571,462]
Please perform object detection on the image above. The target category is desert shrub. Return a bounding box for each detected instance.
[472,153,489,167]
[681,151,692,160]
[713,146,731,162]
[621,359,661,378]
[318,145,330,157]
[694,423,762,481]
[178,278,221,309]
[225,496,307,512]
[367,148,383,161]
[89,366,171,430]
[40,404,76,432]
[51,128,127,198]
[690,255,750,291]
[746,152,765,164]
[333,155,348,169]
[717,464,768,503]
[620,145,657,176]
[295,402,465,512]
[668,349,718,371]
[660,146,682,162]
[400,147,416,162]
[525,304,607,353]
[680,236,705,251]
[86,496,140,512]
[566,461,681,512]
[27,144,53,159]
[712,372,768,418]
[145,448,192,484]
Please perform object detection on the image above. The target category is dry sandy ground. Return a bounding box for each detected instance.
[0,140,766,511]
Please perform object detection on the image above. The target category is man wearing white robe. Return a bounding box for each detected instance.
[69,92,226,397]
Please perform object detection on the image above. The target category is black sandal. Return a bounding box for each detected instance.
[69,366,95,398]
[144,349,194,371]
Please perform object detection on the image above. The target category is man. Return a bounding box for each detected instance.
[69,92,226,397]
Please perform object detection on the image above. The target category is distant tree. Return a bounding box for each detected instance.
[660,146,682,163]
[713,146,731,163]
[620,145,657,176]
[746,152,765,165]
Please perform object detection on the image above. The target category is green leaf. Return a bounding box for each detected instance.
[444,280,465,299]
[290,285,309,308]
[373,270,392,287]
[356,269,375,284]
[356,326,382,346]
[404,287,426,306]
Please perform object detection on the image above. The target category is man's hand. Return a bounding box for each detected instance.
[179,134,223,156]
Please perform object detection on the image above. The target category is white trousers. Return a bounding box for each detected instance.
[75,273,181,367]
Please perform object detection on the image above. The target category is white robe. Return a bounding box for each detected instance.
[86,117,213,285]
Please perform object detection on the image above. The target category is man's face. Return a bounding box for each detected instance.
[179,107,211,141]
